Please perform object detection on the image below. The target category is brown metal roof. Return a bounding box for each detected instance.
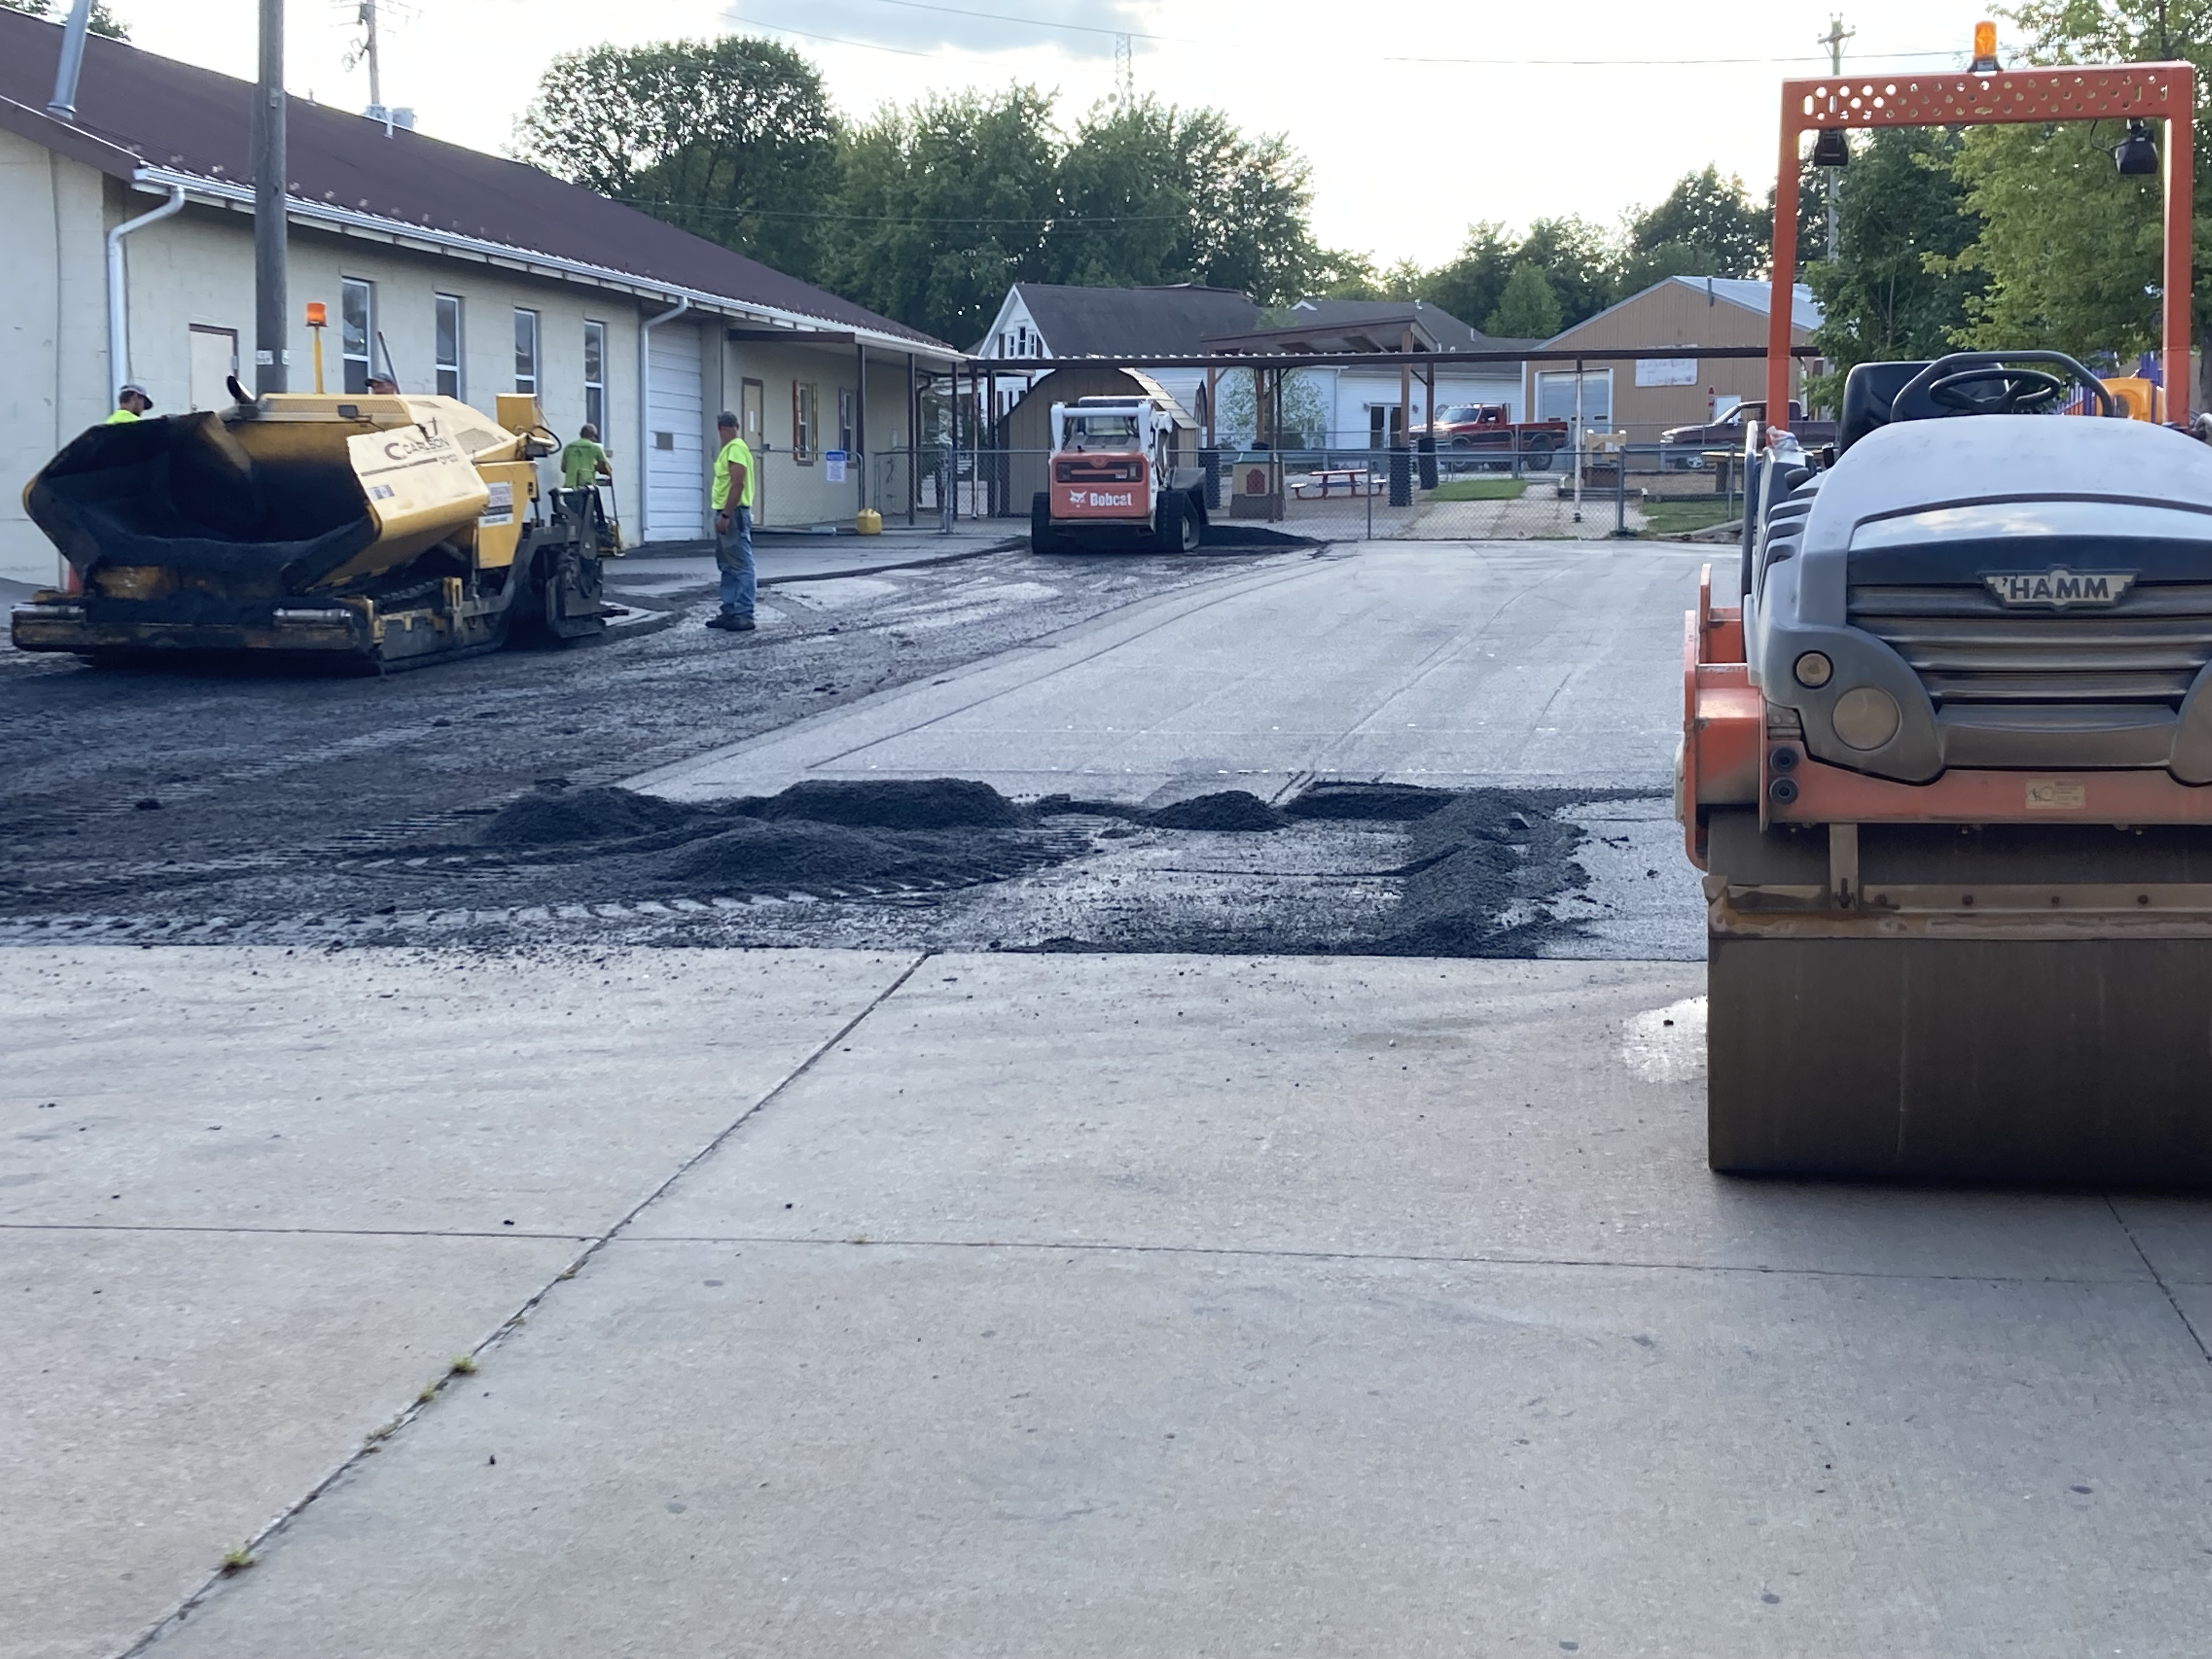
[0,10,951,352]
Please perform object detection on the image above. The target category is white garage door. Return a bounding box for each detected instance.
[646,325,705,540]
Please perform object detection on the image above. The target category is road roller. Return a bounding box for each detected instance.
[1678,49,2212,1182]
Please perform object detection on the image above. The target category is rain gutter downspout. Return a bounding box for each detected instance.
[108,180,187,396]
[636,294,692,544]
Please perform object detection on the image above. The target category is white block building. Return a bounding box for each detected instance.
[0,12,960,585]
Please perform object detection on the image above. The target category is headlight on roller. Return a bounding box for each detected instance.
[1794,651,1832,688]
[1832,686,1901,750]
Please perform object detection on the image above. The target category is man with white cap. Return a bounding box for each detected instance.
[105,383,153,423]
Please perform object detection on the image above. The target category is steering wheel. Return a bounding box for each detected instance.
[1892,350,2118,421]
[1927,365,2069,413]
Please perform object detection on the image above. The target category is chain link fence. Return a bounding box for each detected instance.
[907,422,1747,543]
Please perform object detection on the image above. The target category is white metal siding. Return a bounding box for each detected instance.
[647,325,704,539]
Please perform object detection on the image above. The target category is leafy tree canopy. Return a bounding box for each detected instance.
[516,37,839,281]
[1803,127,1984,407]
[1,0,127,39]
[1484,261,1563,338]
[1940,0,2212,399]
[1627,164,1768,276]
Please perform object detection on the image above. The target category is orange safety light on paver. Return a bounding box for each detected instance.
[1676,30,2212,1184]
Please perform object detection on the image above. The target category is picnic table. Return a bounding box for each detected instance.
[1288,467,1382,499]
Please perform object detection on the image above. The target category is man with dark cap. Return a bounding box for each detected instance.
[707,409,756,632]
[105,383,152,423]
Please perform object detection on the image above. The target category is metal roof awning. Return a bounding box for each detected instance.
[956,345,1818,373]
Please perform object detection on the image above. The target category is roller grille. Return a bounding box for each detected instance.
[1846,582,2212,705]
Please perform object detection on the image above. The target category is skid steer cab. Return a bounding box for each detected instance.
[1031,396,1210,554]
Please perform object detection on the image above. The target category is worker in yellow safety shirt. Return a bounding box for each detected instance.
[557,422,615,551]
[560,423,613,490]
[105,383,153,423]
[707,410,755,633]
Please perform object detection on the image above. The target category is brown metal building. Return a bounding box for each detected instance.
[1523,276,1822,437]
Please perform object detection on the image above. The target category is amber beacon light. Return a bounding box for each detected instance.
[1970,20,2001,73]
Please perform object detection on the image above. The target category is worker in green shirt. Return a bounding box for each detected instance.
[560,423,612,490]
[104,383,153,424]
[707,410,755,633]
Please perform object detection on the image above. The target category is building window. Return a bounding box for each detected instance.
[583,320,606,433]
[1016,324,1029,355]
[792,381,817,461]
[837,387,854,454]
[434,294,462,399]
[513,308,539,396]
[340,278,373,394]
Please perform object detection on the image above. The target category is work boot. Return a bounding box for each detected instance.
[704,611,736,631]
[728,616,757,632]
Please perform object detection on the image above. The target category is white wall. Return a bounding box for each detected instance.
[0,133,110,585]
[723,337,924,529]
[123,213,647,515]
[1,149,953,569]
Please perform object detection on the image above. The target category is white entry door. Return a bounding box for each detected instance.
[646,325,705,540]
[188,325,238,410]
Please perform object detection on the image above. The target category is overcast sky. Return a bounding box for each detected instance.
[108,0,2009,270]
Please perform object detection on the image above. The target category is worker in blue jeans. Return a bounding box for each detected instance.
[708,409,756,631]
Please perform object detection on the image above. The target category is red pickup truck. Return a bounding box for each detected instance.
[1660,399,1837,465]
[1425,404,1570,470]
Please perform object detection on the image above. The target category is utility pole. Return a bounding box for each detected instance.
[252,0,287,394]
[1818,14,1854,261]
[362,0,382,120]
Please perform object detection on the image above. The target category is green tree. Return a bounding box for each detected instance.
[516,37,838,281]
[1624,166,1767,279]
[1515,216,1619,325]
[1803,127,1984,407]
[0,0,127,38]
[1162,108,1324,303]
[1483,261,1563,338]
[1309,248,1385,299]
[1046,96,1184,288]
[1939,0,2212,401]
[819,86,1060,346]
[1418,223,1517,328]
[1217,368,1328,445]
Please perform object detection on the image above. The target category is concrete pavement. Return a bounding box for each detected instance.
[630,540,1702,806]
[1,947,918,1659]
[608,528,1019,600]
[9,947,2211,1657]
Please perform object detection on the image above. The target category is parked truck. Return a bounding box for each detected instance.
[1661,399,1837,467]
[1424,404,1567,470]
[1031,396,1210,554]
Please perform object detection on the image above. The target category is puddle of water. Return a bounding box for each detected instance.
[1620,995,1706,1083]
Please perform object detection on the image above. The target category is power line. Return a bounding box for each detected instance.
[613,195,1184,224]
[729,1,1971,70]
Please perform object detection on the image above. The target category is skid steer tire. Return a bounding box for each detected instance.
[1155,493,1199,554]
[1030,492,1066,555]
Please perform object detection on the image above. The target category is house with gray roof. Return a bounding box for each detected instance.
[970,283,1261,432]
[0,9,961,578]
[1201,299,1542,448]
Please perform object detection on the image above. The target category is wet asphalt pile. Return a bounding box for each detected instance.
[0,775,1601,956]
